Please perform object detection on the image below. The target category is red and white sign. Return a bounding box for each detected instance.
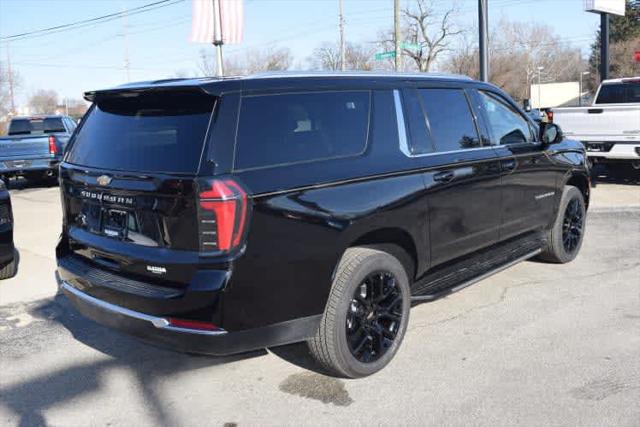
[191,0,244,44]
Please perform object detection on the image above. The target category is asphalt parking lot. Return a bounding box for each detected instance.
[1,170,639,426]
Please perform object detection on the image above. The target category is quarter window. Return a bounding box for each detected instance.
[478,91,532,145]
[235,91,370,170]
[419,88,481,152]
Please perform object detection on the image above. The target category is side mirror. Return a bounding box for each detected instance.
[522,99,532,112]
[541,123,562,146]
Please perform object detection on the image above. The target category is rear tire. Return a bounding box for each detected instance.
[307,247,411,378]
[538,185,586,264]
[0,250,18,280]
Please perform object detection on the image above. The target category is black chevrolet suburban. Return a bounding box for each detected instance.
[56,73,589,378]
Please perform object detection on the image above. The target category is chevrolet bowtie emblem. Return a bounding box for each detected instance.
[97,175,112,186]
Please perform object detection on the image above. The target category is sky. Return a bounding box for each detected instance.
[0,0,601,106]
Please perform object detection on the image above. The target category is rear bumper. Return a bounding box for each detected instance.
[583,141,640,160]
[0,158,59,175]
[60,280,321,356]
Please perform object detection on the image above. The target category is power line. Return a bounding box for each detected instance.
[0,0,185,43]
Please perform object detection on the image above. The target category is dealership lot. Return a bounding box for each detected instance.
[1,178,639,426]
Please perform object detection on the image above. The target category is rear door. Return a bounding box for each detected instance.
[398,86,502,267]
[59,89,217,284]
[473,89,558,240]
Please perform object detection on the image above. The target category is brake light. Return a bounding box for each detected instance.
[48,135,58,155]
[546,110,554,123]
[198,178,248,253]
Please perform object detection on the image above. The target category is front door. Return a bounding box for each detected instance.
[474,90,558,240]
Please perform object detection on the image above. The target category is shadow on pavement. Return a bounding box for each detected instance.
[1,292,267,427]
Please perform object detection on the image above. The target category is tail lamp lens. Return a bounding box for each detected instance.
[198,179,248,253]
[48,135,58,155]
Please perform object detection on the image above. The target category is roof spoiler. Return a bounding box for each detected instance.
[84,85,212,103]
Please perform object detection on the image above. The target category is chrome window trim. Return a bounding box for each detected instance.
[61,282,227,336]
[395,89,503,158]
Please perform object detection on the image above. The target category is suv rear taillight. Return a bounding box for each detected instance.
[48,135,58,155]
[197,178,248,253]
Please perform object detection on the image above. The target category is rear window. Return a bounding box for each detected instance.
[8,118,65,135]
[595,82,640,104]
[234,91,370,170]
[66,91,215,174]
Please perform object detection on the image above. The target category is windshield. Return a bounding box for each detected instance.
[595,82,640,104]
[65,90,215,174]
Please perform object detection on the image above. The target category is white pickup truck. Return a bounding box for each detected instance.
[552,77,640,170]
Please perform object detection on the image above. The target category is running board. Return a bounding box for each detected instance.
[411,248,541,302]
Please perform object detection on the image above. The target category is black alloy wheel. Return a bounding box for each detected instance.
[345,271,403,363]
[562,198,584,253]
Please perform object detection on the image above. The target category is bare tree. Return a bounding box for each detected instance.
[309,42,374,71]
[444,20,585,102]
[28,89,59,115]
[199,47,292,76]
[0,61,20,133]
[610,37,640,78]
[376,0,463,72]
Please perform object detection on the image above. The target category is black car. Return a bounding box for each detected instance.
[56,73,589,378]
[0,179,17,279]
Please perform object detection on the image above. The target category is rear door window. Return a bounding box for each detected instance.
[65,90,215,174]
[234,91,370,170]
[418,88,481,152]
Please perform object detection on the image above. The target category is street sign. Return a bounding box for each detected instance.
[400,42,420,50]
[374,51,396,61]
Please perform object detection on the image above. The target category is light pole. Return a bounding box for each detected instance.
[579,71,590,106]
[537,66,544,108]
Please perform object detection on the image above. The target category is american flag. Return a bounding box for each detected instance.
[190,0,244,45]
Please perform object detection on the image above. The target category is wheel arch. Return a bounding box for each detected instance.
[566,172,590,209]
[347,227,419,283]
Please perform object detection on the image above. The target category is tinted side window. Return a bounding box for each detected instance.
[419,88,480,152]
[478,91,532,145]
[235,91,370,170]
[400,89,434,155]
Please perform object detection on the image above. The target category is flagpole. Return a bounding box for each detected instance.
[213,0,224,76]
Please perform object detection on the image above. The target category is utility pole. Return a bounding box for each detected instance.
[394,0,401,72]
[537,66,544,108]
[339,0,346,71]
[213,0,224,77]
[5,45,16,115]
[600,13,609,81]
[478,0,488,82]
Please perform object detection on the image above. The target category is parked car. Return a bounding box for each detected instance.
[0,115,76,182]
[56,73,589,378]
[0,179,17,279]
[551,77,640,171]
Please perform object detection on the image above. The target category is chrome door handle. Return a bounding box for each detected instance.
[434,171,455,183]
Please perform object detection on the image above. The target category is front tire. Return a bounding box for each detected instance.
[308,247,411,378]
[538,185,586,263]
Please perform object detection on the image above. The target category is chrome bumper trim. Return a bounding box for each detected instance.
[61,282,227,336]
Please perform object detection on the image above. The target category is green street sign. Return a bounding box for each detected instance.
[374,51,396,61]
[400,42,420,50]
